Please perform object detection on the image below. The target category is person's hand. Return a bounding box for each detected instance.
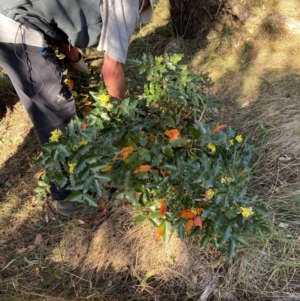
[68,54,90,74]
[102,54,125,101]
[57,42,90,75]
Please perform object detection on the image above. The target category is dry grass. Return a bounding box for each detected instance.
[1,0,300,300]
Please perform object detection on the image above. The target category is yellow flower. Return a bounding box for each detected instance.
[71,146,77,151]
[155,56,163,62]
[221,177,234,184]
[99,93,110,106]
[101,165,112,172]
[68,162,77,174]
[230,139,234,146]
[235,135,243,143]
[207,143,216,153]
[79,140,88,146]
[240,207,254,217]
[49,129,62,142]
[206,188,216,200]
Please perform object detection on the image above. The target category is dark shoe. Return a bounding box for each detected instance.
[56,199,98,220]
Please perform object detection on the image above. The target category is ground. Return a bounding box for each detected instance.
[1,0,300,300]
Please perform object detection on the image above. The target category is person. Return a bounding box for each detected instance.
[0,0,155,219]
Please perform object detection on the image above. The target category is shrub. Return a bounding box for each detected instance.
[36,54,269,259]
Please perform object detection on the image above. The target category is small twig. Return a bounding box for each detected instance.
[203,6,214,22]
[215,0,224,18]
[2,106,11,128]
[199,95,207,121]
[198,276,219,301]
[182,0,201,38]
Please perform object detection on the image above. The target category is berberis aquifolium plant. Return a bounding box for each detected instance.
[36,53,269,259]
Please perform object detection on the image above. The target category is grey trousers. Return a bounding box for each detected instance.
[0,15,76,200]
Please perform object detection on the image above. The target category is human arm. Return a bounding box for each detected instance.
[57,42,80,63]
[57,42,90,74]
[102,54,125,101]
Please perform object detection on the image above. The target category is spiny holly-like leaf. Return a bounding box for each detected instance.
[194,216,202,228]
[185,219,194,232]
[180,210,195,219]
[200,235,210,248]
[212,124,227,133]
[164,129,180,142]
[228,238,236,260]
[221,225,232,243]
[163,220,173,243]
[133,214,147,224]
[134,165,152,174]
[159,203,167,216]
[156,222,164,239]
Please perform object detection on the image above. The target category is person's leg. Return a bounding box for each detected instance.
[0,42,76,145]
[0,19,96,218]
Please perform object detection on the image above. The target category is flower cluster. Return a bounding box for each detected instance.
[68,162,77,174]
[99,93,110,107]
[240,207,254,217]
[207,143,216,153]
[49,129,62,142]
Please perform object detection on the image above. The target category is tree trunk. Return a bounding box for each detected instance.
[169,0,215,38]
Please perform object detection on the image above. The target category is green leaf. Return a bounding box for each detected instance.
[85,154,103,164]
[139,137,149,147]
[200,235,210,248]
[124,191,138,206]
[66,191,84,203]
[170,138,190,147]
[169,53,183,64]
[221,225,232,242]
[257,224,271,234]
[83,177,93,193]
[164,116,175,127]
[214,193,224,205]
[89,163,109,173]
[149,211,162,227]
[133,214,147,224]
[195,120,207,134]
[163,146,174,158]
[124,152,139,165]
[225,207,238,219]
[228,238,236,260]
[161,164,177,171]
[78,144,91,156]
[93,179,102,196]
[163,220,173,243]
[213,161,221,176]
[176,224,185,240]
[82,193,98,207]
[78,168,90,181]
[190,127,201,139]
[67,120,74,136]
[213,212,225,229]
[203,155,211,171]
[253,205,269,217]
[233,232,247,244]
[69,184,84,191]
[73,160,86,174]
[151,155,163,167]
[93,174,111,182]
[190,226,201,236]
[57,145,70,157]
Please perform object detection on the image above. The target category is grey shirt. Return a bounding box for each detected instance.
[98,0,140,64]
[0,0,140,63]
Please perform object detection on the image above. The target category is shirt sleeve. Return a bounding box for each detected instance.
[97,0,139,64]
